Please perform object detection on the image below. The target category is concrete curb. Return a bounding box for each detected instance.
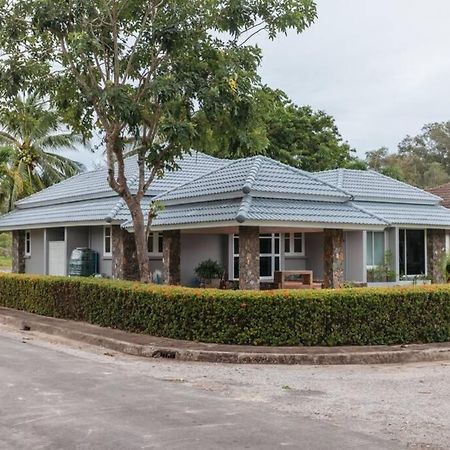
[2,307,450,365]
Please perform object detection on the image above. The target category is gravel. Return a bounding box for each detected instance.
[2,326,450,449]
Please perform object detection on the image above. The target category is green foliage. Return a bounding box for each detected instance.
[2,274,450,346]
[194,259,224,281]
[0,232,11,254]
[366,251,396,283]
[0,94,83,212]
[366,121,450,189]
[200,87,363,171]
[0,0,318,280]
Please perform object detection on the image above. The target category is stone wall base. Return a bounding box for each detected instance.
[239,226,260,290]
[112,226,139,281]
[12,230,25,274]
[427,229,446,284]
[163,230,181,285]
[323,229,344,289]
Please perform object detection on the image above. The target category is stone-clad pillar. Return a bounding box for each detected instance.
[12,230,25,274]
[323,229,344,289]
[112,226,139,281]
[163,230,181,285]
[427,229,446,284]
[239,226,260,290]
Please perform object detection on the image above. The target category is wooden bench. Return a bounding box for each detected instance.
[274,270,321,289]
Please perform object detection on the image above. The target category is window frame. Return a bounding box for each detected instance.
[399,228,427,277]
[284,232,305,257]
[24,230,31,257]
[103,225,112,257]
[366,231,385,268]
[148,231,163,257]
[230,233,281,281]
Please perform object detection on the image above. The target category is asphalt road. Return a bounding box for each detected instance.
[0,331,401,450]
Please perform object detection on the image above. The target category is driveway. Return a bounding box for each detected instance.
[0,328,402,450]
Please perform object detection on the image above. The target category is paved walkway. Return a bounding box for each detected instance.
[0,331,401,449]
[1,306,450,364]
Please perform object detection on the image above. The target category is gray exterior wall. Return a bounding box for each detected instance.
[66,227,89,261]
[304,232,324,280]
[25,228,45,274]
[180,233,227,286]
[344,230,366,283]
[89,226,112,276]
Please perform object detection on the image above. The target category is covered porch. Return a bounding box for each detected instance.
[153,225,371,290]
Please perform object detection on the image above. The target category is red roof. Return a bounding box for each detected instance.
[427,182,450,209]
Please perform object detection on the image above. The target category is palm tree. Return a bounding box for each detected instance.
[0,94,83,211]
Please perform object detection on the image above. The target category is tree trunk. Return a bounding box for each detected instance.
[126,199,152,283]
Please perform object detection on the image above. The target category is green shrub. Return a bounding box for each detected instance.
[1,273,450,346]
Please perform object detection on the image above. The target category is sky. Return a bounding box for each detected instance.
[256,0,450,157]
[74,0,450,167]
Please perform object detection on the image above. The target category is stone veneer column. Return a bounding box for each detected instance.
[12,230,25,274]
[163,230,181,285]
[239,226,260,290]
[112,226,140,281]
[323,229,344,289]
[427,229,446,284]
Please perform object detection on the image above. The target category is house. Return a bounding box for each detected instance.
[1,151,450,289]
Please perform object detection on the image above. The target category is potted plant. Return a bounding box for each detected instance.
[194,259,224,288]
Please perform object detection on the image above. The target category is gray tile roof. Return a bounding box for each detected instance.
[16,152,226,208]
[354,201,450,227]
[314,169,441,205]
[143,197,386,229]
[2,151,450,232]
[156,156,350,203]
[0,197,122,229]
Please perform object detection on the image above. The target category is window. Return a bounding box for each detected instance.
[231,233,281,280]
[103,226,112,256]
[284,233,305,256]
[24,230,31,257]
[148,232,163,256]
[366,231,384,267]
[399,229,426,276]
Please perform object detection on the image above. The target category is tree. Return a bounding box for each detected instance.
[200,87,362,171]
[0,94,82,211]
[399,121,450,173]
[366,144,450,189]
[0,0,317,282]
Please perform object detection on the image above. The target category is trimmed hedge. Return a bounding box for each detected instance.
[1,273,450,346]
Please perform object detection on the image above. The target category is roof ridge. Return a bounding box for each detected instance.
[258,156,353,198]
[236,194,253,223]
[367,169,441,201]
[242,157,264,194]
[337,169,344,189]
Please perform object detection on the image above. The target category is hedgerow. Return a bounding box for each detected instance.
[1,273,450,346]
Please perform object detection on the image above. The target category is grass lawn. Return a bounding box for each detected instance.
[0,256,11,271]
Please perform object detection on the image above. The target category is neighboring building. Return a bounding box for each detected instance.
[1,152,450,289]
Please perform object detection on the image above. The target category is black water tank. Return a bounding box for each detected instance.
[68,248,98,277]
